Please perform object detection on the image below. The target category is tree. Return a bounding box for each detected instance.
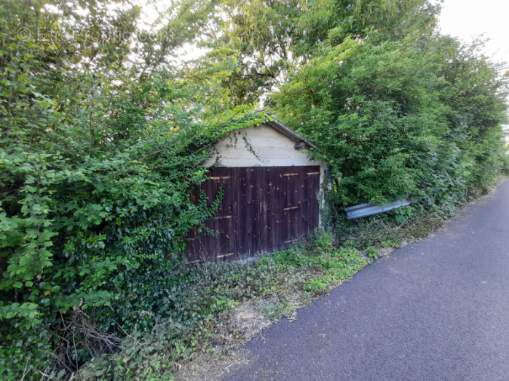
[271,33,507,208]
[187,0,440,106]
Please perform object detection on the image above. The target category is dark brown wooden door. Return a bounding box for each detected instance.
[187,166,321,262]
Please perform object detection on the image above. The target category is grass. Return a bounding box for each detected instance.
[77,231,371,380]
[77,187,502,380]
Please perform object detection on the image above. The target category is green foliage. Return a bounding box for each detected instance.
[502,152,509,175]
[0,108,267,377]
[1,0,507,379]
[77,235,368,379]
[0,1,268,378]
[188,0,439,107]
[302,247,367,295]
[365,247,379,260]
[273,36,507,209]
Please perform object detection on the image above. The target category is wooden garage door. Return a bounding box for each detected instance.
[187,166,321,262]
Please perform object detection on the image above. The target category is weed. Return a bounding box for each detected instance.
[365,247,379,260]
[76,234,371,379]
[76,200,472,379]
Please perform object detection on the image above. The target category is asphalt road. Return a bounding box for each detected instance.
[224,179,509,381]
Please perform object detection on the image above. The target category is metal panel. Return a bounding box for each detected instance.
[345,199,411,220]
[187,166,321,262]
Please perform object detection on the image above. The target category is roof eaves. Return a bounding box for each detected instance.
[263,120,316,149]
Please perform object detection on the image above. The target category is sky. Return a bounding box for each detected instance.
[439,0,509,69]
[137,0,509,72]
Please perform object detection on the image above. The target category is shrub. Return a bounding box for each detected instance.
[0,2,270,376]
[273,36,507,212]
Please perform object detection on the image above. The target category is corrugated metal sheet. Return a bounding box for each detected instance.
[345,199,411,220]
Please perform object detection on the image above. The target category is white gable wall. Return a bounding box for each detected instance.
[204,126,321,167]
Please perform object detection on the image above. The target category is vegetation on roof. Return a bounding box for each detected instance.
[1,0,507,379]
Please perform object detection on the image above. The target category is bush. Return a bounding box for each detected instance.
[0,108,271,377]
[273,36,507,212]
[1,0,507,378]
[0,2,271,376]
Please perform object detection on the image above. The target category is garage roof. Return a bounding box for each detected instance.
[263,120,315,149]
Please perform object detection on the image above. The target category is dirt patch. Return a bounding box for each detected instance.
[379,247,395,257]
[174,301,271,381]
[231,301,272,340]
[174,348,249,381]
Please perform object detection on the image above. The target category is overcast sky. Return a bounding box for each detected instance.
[439,0,509,68]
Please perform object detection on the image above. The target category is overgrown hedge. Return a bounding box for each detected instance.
[0,97,269,376]
[0,3,269,374]
[1,0,508,379]
[273,36,507,212]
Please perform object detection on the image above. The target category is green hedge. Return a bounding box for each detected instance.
[272,37,507,211]
[1,0,507,379]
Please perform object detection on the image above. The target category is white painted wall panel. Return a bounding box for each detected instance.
[203,126,321,167]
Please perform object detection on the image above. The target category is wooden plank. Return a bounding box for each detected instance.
[295,167,304,239]
[231,167,240,259]
[288,167,298,243]
[306,166,320,231]
[280,168,289,247]
[271,167,281,250]
[254,167,265,253]
[302,168,310,236]
[267,168,278,251]
[264,168,272,251]
[223,168,234,258]
[237,168,248,256]
[261,168,270,252]
[247,167,256,256]
[187,165,321,262]
[206,169,220,260]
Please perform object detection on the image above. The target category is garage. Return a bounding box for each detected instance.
[187,121,326,262]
